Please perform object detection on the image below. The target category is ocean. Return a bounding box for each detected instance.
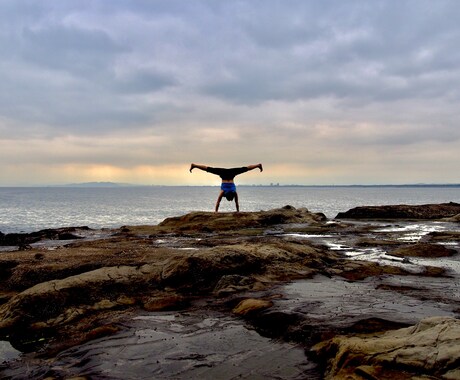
[1,186,459,233]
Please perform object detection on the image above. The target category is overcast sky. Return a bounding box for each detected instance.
[0,0,459,185]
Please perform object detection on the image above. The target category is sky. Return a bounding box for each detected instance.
[0,0,459,186]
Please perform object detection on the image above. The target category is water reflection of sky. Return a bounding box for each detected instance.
[283,220,460,275]
[375,222,448,242]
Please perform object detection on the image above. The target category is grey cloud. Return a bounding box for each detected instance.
[200,1,460,105]
[20,25,126,77]
[0,10,178,133]
[113,70,176,94]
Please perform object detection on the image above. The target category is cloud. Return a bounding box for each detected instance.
[0,0,459,185]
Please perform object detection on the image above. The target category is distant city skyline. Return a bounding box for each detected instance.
[1,1,459,186]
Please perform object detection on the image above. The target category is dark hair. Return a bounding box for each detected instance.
[224,191,236,201]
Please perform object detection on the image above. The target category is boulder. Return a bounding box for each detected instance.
[336,202,460,220]
[313,316,460,379]
[157,205,326,233]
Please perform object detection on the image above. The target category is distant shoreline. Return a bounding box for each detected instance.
[1,183,460,189]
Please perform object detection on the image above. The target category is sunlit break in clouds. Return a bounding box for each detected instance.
[0,0,459,185]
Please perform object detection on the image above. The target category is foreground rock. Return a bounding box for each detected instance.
[313,316,460,379]
[336,202,460,220]
[0,207,339,353]
[0,204,458,379]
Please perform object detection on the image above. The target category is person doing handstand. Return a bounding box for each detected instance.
[190,163,263,212]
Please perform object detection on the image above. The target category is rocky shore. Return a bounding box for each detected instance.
[0,203,459,379]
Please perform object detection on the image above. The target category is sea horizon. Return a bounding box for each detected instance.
[1,182,460,188]
[1,185,459,234]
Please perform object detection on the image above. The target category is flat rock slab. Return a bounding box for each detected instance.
[1,309,320,380]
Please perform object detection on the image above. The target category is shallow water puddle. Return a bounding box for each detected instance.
[375,222,449,242]
[284,220,460,273]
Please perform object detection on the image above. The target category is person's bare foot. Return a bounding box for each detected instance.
[258,163,263,172]
[190,163,195,172]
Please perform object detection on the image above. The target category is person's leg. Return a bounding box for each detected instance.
[227,164,263,178]
[247,164,263,172]
[190,163,208,172]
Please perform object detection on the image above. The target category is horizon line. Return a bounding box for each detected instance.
[1,182,460,188]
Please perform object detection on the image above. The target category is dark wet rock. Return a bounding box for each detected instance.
[355,237,403,247]
[142,293,187,311]
[249,311,304,340]
[312,316,460,380]
[0,227,90,246]
[424,230,460,242]
[213,274,255,295]
[331,260,445,281]
[336,202,460,220]
[341,317,411,335]
[391,242,458,258]
[0,260,18,282]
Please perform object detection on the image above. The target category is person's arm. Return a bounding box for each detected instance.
[215,190,224,212]
[234,192,239,212]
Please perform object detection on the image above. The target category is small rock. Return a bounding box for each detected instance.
[232,298,273,316]
[116,295,137,306]
[213,274,254,295]
[142,295,185,311]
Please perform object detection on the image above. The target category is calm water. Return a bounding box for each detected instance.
[0,186,459,233]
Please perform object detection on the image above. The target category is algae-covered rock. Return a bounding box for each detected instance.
[232,298,274,316]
